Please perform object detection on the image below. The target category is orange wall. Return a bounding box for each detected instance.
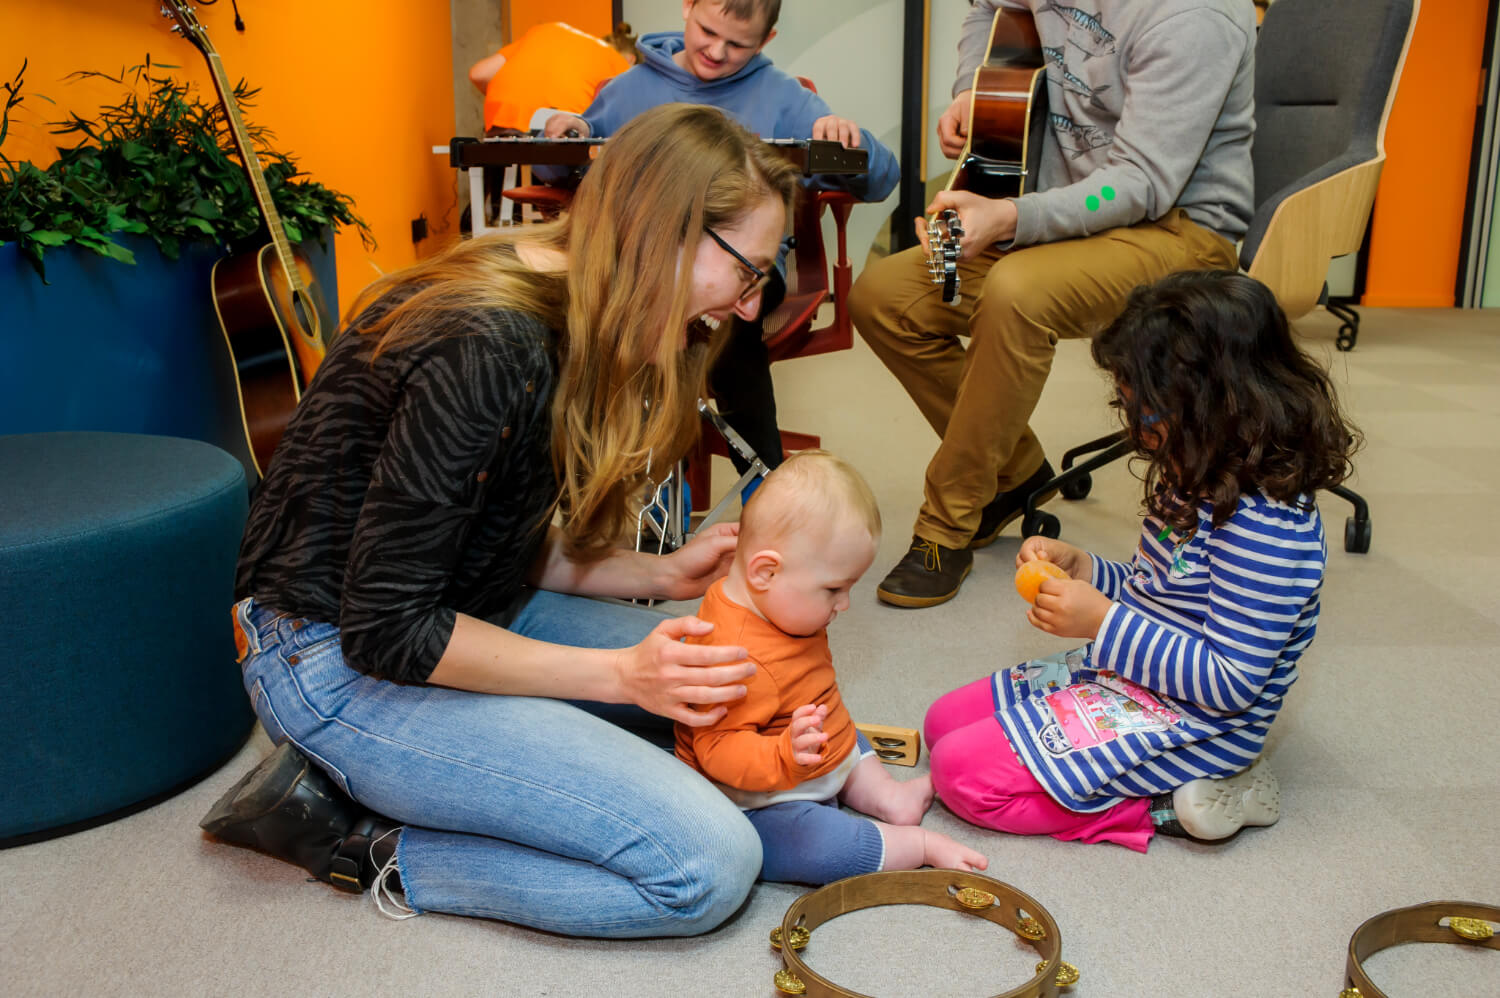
[1,1,454,312]
[510,1,615,40]
[1363,0,1489,307]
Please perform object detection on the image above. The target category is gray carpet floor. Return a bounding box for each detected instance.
[5,305,1498,997]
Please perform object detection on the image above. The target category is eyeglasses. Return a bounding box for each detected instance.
[704,226,771,303]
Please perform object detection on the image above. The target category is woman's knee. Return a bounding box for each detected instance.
[652,806,761,935]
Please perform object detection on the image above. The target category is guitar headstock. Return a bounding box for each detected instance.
[926,209,965,306]
[160,0,213,55]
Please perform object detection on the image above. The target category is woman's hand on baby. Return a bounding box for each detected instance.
[618,615,754,727]
[788,703,830,766]
[1016,535,1090,581]
[1027,579,1112,640]
[658,522,738,600]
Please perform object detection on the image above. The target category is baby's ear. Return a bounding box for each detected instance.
[744,548,783,591]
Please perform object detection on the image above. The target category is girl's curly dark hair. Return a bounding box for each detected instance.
[1090,270,1360,534]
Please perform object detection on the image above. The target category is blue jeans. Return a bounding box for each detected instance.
[234,590,761,938]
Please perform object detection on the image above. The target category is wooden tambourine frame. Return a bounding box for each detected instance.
[1340,901,1498,997]
[770,870,1079,997]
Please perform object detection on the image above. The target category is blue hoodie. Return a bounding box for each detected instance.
[564,31,900,204]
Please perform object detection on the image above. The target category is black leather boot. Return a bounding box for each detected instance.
[200,742,400,894]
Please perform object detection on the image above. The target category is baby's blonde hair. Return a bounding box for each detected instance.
[738,450,880,554]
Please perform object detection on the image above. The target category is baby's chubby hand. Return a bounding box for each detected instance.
[787,703,830,766]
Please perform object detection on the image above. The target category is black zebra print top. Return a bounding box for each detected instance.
[235,295,560,683]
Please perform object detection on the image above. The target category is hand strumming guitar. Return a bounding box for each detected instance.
[936,91,973,159]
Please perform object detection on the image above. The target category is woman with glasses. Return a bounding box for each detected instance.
[198,105,800,938]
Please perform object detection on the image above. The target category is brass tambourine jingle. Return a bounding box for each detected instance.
[769,925,811,951]
[773,968,807,994]
[1016,915,1047,940]
[1450,916,1494,941]
[955,887,995,910]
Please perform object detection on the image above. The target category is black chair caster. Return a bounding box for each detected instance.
[1059,472,1092,501]
[1344,516,1372,554]
[1022,510,1061,539]
[1331,484,1371,554]
[1328,299,1360,352]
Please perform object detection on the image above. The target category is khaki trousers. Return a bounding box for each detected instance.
[850,208,1237,548]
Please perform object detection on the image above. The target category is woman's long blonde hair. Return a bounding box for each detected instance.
[343,104,799,558]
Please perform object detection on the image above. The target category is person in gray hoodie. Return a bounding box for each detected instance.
[852,0,1256,609]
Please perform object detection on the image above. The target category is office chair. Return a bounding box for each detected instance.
[1018,0,1419,556]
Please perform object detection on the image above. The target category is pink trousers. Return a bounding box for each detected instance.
[925,678,1156,853]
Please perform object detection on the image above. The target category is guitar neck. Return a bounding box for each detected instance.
[201,50,306,295]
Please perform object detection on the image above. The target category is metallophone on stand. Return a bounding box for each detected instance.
[443,135,868,235]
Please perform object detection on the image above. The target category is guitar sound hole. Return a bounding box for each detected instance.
[291,291,314,333]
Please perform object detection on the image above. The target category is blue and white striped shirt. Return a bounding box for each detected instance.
[993,491,1326,812]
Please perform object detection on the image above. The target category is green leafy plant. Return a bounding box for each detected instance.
[1,59,373,281]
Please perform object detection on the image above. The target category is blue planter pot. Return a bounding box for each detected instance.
[0,231,339,484]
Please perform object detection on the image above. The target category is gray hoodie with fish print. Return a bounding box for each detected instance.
[955,0,1255,248]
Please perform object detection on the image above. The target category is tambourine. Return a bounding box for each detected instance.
[770,869,1079,997]
[1339,901,1498,997]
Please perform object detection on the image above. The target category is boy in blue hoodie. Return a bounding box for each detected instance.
[544,0,900,485]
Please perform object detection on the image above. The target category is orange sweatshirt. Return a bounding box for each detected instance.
[482,22,631,133]
[675,580,858,793]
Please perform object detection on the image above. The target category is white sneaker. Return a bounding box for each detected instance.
[1171,759,1280,841]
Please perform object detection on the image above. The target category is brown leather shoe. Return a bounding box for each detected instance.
[876,537,973,608]
[970,459,1058,550]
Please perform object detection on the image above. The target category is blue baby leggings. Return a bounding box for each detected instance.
[743,734,886,885]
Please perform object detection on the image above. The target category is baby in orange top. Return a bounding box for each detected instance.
[676,450,987,884]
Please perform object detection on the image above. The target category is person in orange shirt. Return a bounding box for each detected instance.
[676,450,988,884]
[469,22,638,136]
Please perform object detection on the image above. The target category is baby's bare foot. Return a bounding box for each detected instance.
[873,773,935,826]
[922,829,988,873]
[840,760,936,825]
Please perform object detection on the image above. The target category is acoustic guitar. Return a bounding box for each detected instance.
[161,0,332,477]
[927,7,1049,304]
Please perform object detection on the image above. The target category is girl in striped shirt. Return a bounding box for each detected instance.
[925,270,1358,851]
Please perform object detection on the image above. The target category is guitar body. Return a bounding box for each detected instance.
[210,243,330,476]
[949,9,1049,199]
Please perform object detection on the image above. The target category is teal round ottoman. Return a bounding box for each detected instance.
[0,432,253,844]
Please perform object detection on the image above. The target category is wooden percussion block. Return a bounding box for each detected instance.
[856,724,921,767]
